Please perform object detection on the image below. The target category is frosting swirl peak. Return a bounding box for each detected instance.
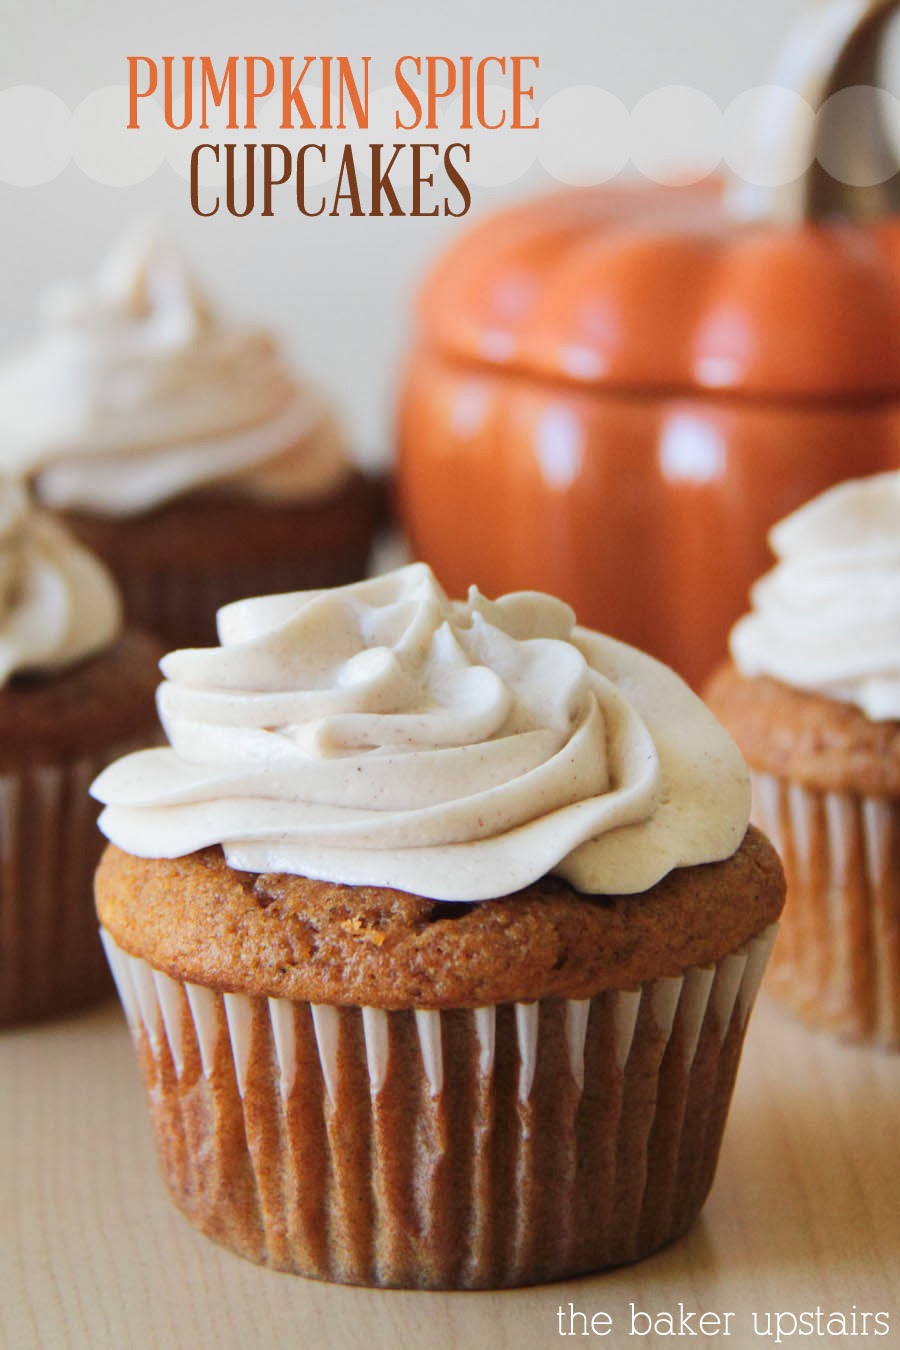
[93,564,749,902]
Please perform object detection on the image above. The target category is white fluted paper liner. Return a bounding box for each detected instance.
[752,770,900,1047]
[101,923,777,1288]
[0,755,116,1024]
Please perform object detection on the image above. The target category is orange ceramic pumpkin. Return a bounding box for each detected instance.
[396,2,900,687]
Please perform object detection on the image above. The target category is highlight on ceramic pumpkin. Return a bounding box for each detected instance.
[396,0,900,689]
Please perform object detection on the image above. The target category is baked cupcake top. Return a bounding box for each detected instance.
[0,234,350,516]
[0,476,121,685]
[706,471,900,795]
[95,826,781,1006]
[93,563,750,903]
[730,471,900,722]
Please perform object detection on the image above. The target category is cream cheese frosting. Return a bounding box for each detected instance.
[0,478,121,685]
[730,471,900,722]
[92,563,749,903]
[0,234,350,516]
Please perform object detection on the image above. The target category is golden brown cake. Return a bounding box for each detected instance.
[98,831,782,1007]
[704,665,900,798]
[93,564,784,1287]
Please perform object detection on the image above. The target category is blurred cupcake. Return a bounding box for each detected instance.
[0,478,160,1024]
[92,564,783,1288]
[0,235,379,649]
[706,471,900,1047]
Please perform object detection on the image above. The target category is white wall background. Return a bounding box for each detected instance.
[0,0,816,465]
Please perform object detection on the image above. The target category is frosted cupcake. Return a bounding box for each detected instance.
[0,478,160,1023]
[706,472,900,1046]
[0,235,378,649]
[92,563,783,1287]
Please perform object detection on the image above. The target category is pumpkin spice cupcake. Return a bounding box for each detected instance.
[0,478,160,1024]
[92,564,783,1288]
[0,234,379,650]
[706,471,900,1047]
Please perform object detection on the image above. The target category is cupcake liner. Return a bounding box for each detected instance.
[752,771,900,1047]
[101,923,777,1289]
[0,755,114,1024]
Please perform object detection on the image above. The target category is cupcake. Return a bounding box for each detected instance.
[0,478,160,1024]
[705,471,900,1047]
[0,235,379,650]
[92,563,784,1288]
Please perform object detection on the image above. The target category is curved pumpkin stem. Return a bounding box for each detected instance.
[726,0,900,224]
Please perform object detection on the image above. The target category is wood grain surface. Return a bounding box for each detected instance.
[3,994,899,1350]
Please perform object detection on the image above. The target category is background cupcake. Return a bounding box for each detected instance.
[0,235,380,650]
[706,471,900,1047]
[92,564,783,1287]
[0,477,160,1024]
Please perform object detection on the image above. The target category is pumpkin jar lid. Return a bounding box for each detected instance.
[417,0,900,401]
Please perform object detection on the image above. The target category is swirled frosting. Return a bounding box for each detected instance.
[0,234,350,516]
[730,471,900,721]
[0,478,121,685]
[93,564,749,902]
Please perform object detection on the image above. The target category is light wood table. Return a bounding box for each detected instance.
[3,994,899,1350]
